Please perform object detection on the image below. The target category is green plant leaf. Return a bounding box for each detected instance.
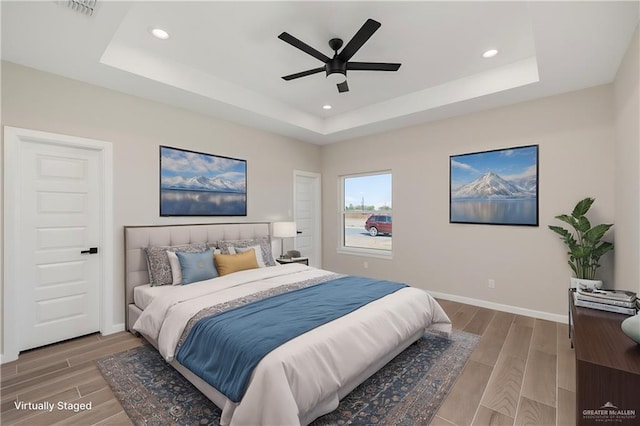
[568,261,578,276]
[548,225,570,237]
[573,246,591,259]
[572,197,594,218]
[592,241,614,258]
[576,216,591,233]
[549,226,579,250]
[554,214,579,229]
[583,224,613,244]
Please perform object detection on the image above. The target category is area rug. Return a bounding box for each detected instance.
[97,330,479,426]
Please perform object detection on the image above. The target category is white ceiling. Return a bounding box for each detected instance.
[2,1,638,144]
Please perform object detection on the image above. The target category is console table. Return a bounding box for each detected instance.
[569,289,640,425]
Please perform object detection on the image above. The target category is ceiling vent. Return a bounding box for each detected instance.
[66,0,97,16]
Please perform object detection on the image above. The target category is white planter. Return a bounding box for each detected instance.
[570,277,603,290]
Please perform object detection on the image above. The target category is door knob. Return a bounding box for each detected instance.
[80,247,98,254]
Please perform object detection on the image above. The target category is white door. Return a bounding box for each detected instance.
[294,171,321,267]
[18,141,101,351]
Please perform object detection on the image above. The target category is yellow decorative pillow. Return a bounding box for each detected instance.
[214,249,260,276]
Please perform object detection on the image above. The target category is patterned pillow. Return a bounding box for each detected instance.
[145,243,207,286]
[217,238,255,254]
[218,236,276,267]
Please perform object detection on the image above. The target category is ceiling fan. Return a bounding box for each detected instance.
[278,18,401,93]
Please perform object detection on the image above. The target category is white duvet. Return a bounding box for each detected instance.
[133,264,451,425]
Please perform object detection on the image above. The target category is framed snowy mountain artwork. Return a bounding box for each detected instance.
[160,146,247,216]
[450,145,538,226]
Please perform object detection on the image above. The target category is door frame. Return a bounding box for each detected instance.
[293,170,322,268]
[2,126,115,363]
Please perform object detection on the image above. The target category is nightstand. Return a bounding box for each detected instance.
[276,257,309,266]
[569,289,640,425]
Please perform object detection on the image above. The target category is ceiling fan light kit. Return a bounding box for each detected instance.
[327,72,346,85]
[279,18,401,93]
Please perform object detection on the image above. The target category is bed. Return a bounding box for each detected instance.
[124,222,451,425]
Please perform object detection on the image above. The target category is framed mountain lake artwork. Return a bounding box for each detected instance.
[450,145,538,226]
[160,146,247,216]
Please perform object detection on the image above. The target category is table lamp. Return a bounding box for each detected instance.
[272,221,297,259]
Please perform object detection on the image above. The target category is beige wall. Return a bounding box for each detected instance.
[613,25,640,295]
[0,62,321,353]
[321,85,616,317]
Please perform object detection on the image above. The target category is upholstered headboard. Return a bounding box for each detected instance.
[124,222,271,330]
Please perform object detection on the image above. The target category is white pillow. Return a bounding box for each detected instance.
[168,249,219,285]
[218,237,277,267]
[235,245,266,268]
[166,251,182,285]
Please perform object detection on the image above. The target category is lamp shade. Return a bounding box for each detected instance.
[272,222,297,238]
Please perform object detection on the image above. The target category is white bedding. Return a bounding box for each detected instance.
[134,284,178,310]
[133,264,451,425]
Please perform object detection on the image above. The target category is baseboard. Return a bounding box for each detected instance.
[1,324,125,365]
[0,351,18,364]
[427,290,569,324]
[101,323,125,336]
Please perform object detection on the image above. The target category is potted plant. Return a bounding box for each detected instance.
[548,197,614,289]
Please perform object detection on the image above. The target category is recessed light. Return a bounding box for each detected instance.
[482,49,498,58]
[151,28,170,40]
[322,105,332,110]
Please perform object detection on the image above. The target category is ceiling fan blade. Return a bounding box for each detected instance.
[337,81,349,93]
[282,67,326,81]
[278,32,330,63]
[338,19,381,61]
[347,62,401,71]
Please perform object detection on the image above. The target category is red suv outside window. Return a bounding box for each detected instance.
[364,215,392,236]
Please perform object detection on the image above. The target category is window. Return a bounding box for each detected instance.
[339,172,392,257]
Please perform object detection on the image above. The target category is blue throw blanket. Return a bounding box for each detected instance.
[176,275,407,402]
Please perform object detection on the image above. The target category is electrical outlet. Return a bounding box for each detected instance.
[363,261,369,269]
[488,279,496,289]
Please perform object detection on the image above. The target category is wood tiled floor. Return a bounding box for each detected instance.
[434,299,575,426]
[0,299,575,425]
[0,332,143,425]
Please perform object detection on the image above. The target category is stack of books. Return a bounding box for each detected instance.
[574,288,637,315]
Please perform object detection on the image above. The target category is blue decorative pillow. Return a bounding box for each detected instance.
[176,249,218,285]
[145,243,207,286]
